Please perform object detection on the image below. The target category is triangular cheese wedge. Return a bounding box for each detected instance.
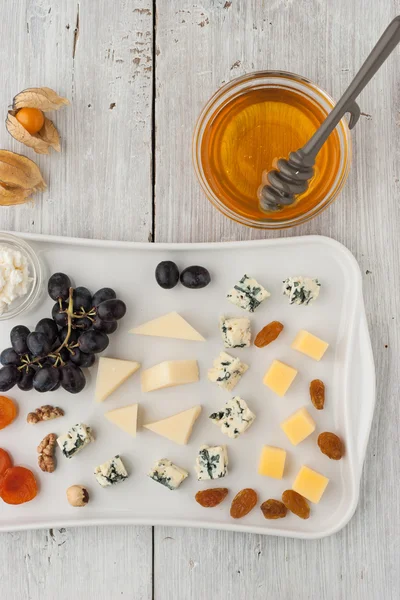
[143,405,202,445]
[95,357,141,402]
[130,312,205,342]
[105,404,138,437]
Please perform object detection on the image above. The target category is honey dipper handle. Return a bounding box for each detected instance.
[302,16,400,161]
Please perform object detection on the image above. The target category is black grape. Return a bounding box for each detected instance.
[27,332,52,357]
[69,349,95,368]
[33,366,60,392]
[73,286,92,313]
[59,327,80,344]
[0,365,20,391]
[72,317,92,331]
[1,348,21,366]
[10,325,30,355]
[91,316,118,334]
[97,299,126,322]
[48,272,71,301]
[52,302,68,327]
[78,330,109,354]
[60,364,86,393]
[36,318,59,345]
[92,287,116,306]
[155,261,179,289]
[18,368,35,391]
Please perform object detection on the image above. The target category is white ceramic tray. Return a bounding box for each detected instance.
[0,233,375,539]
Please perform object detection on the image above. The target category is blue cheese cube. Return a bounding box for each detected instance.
[283,276,321,305]
[94,455,128,487]
[57,423,94,459]
[220,316,251,348]
[148,458,188,490]
[227,274,270,312]
[209,396,256,439]
[207,351,248,392]
[195,445,228,480]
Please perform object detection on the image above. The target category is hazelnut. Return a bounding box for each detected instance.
[66,485,89,507]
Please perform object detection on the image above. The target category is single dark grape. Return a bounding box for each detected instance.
[10,325,30,355]
[97,299,126,322]
[91,315,118,334]
[73,286,92,313]
[18,368,35,391]
[59,327,80,345]
[27,332,52,357]
[33,366,60,392]
[180,266,211,289]
[69,349,95,368]
[60,364,86,394]
[0,347,21,366]
[72,317,92,331]
[78,330,109,354]
[48,272,71,301]
[92,287,116,306]
[0,365,20,391]
[155,261,180,289]
[52,302,68,327]
[36,318,59,345]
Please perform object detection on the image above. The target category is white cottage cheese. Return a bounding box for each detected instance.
[0,245,31,315]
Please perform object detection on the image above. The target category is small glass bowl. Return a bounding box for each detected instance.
[193,70,352,229]
[0,232,44,321]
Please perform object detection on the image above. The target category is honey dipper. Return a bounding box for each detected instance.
[258,16,400,212]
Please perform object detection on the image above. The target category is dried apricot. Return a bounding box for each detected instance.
[0,395,17,430]
[230,488,257,519]
[195,488,229,507]
[0,449,12,477]
[254,321,284,348]
[282,490,310,519]
[260,499,287,519]
[0,466,37,505]
[310,379,325,410]
[318,432,344,460]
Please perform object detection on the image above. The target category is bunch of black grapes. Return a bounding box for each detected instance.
[0,273,126,394]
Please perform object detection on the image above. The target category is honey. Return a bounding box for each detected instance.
[200,85,342,223]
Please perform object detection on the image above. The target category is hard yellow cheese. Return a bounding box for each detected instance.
[144,405,201,445]
[95,357,141,402]
[292,465,329,503]
[258,445,286,479]
[280,407,316,445]
[130,312,205,341]
[141,360,199,392]
[263,360,298,397]
[105,404,138,437]
[291,330,329,361]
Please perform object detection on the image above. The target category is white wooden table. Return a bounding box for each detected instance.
[0,1,399,599]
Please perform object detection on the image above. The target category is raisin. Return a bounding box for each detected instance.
[318,432,344,460]
[195,488,229,507]
[282,490,310,519]
[310,379,325,410]
[230,488,258,519]
[260,499,287,519]
[254,321,284,348]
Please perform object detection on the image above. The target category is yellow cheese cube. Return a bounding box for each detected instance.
[292,465,329,503]
[263,360,298,397]
[258,445,286,479]
[291,330,329,361]
[280,407,316,445]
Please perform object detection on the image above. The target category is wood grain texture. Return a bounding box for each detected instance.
[154,1,400,599]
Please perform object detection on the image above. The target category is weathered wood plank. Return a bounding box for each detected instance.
[154,1,400,599]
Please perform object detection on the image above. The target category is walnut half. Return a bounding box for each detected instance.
[27,405,64,424]
[37,433,57,473]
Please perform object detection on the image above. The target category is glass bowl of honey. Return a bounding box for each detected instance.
[193,71,352,229]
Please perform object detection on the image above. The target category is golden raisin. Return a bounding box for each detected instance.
[254,321,284,348]
[310,379,325,410]
[230,488,258,519]
[195,488,229,507]
[15,107,45,135]
[282,490,310,519]
[260,499,287,519]
[318,432,344,460]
